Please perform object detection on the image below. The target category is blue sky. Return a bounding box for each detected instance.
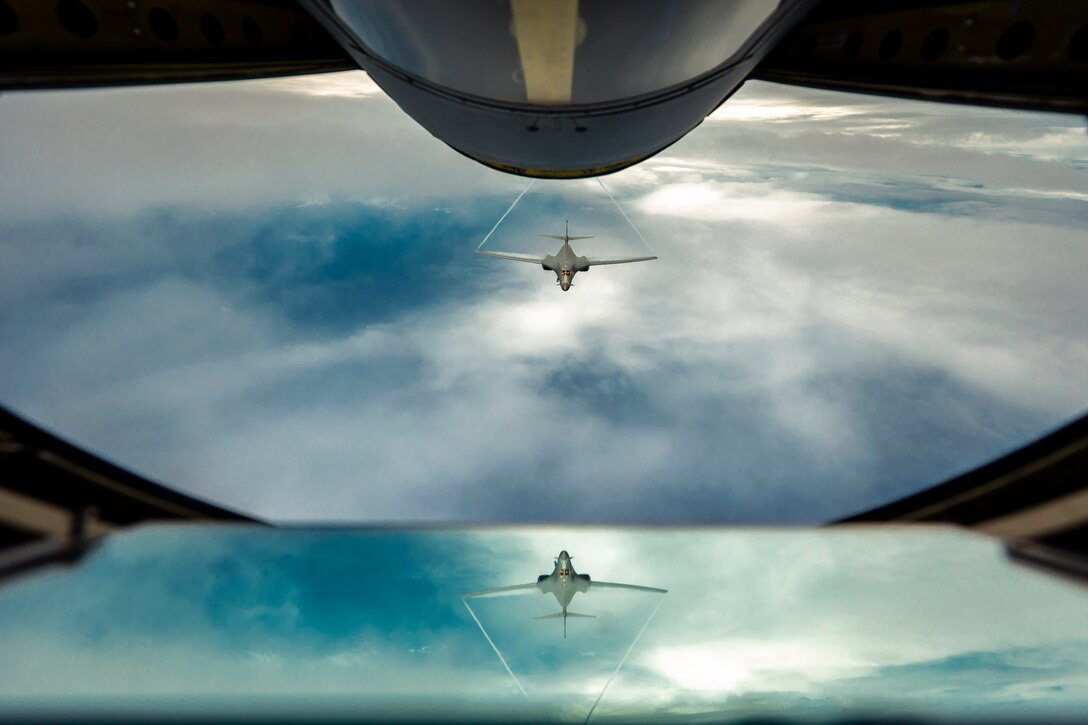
[0,527,1085,721]
[0,73,1087,522]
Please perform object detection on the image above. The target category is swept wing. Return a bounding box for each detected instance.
[587,255,658,266]
[474,250,546,264]
[588,580,667,594]
[541,234,594,241]
[462,582,540,599]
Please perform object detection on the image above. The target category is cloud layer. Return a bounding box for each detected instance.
[0,527,1086,722]
[0,73,1086,523]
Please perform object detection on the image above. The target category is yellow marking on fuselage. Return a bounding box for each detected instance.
[510,0,579,103]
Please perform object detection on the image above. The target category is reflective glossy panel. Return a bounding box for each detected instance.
[331,0,779,104]
[0,526,1085,722]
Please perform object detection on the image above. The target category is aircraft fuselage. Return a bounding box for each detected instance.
[542,244,589,292]
[536,549,590,611]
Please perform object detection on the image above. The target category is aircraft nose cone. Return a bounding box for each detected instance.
[560,281,571,291]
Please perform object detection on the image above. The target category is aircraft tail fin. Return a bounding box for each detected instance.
[541,221,594,243]
[534,610,595,638]
[541,234,594,241]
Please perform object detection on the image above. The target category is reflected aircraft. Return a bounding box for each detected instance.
[476,222,656,291]
[462,549,667,637]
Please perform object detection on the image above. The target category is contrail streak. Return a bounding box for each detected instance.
[463,599,528,698]
[583,594,665,725]
[597,177,655,253]
[477,179,536,250]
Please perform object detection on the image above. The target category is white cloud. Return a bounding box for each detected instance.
[636,180,833,223]
[249,70,385,98]
[645,640,873,694]
[0,75,516,221]
[708,96,865,124]
[487,529,1088,714]
[3,74,1088,725]
[2,526,1087,721]
[1,76,1087,524]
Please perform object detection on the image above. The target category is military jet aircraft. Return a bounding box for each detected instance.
[462,549,667,638]
[476,222,656,291]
